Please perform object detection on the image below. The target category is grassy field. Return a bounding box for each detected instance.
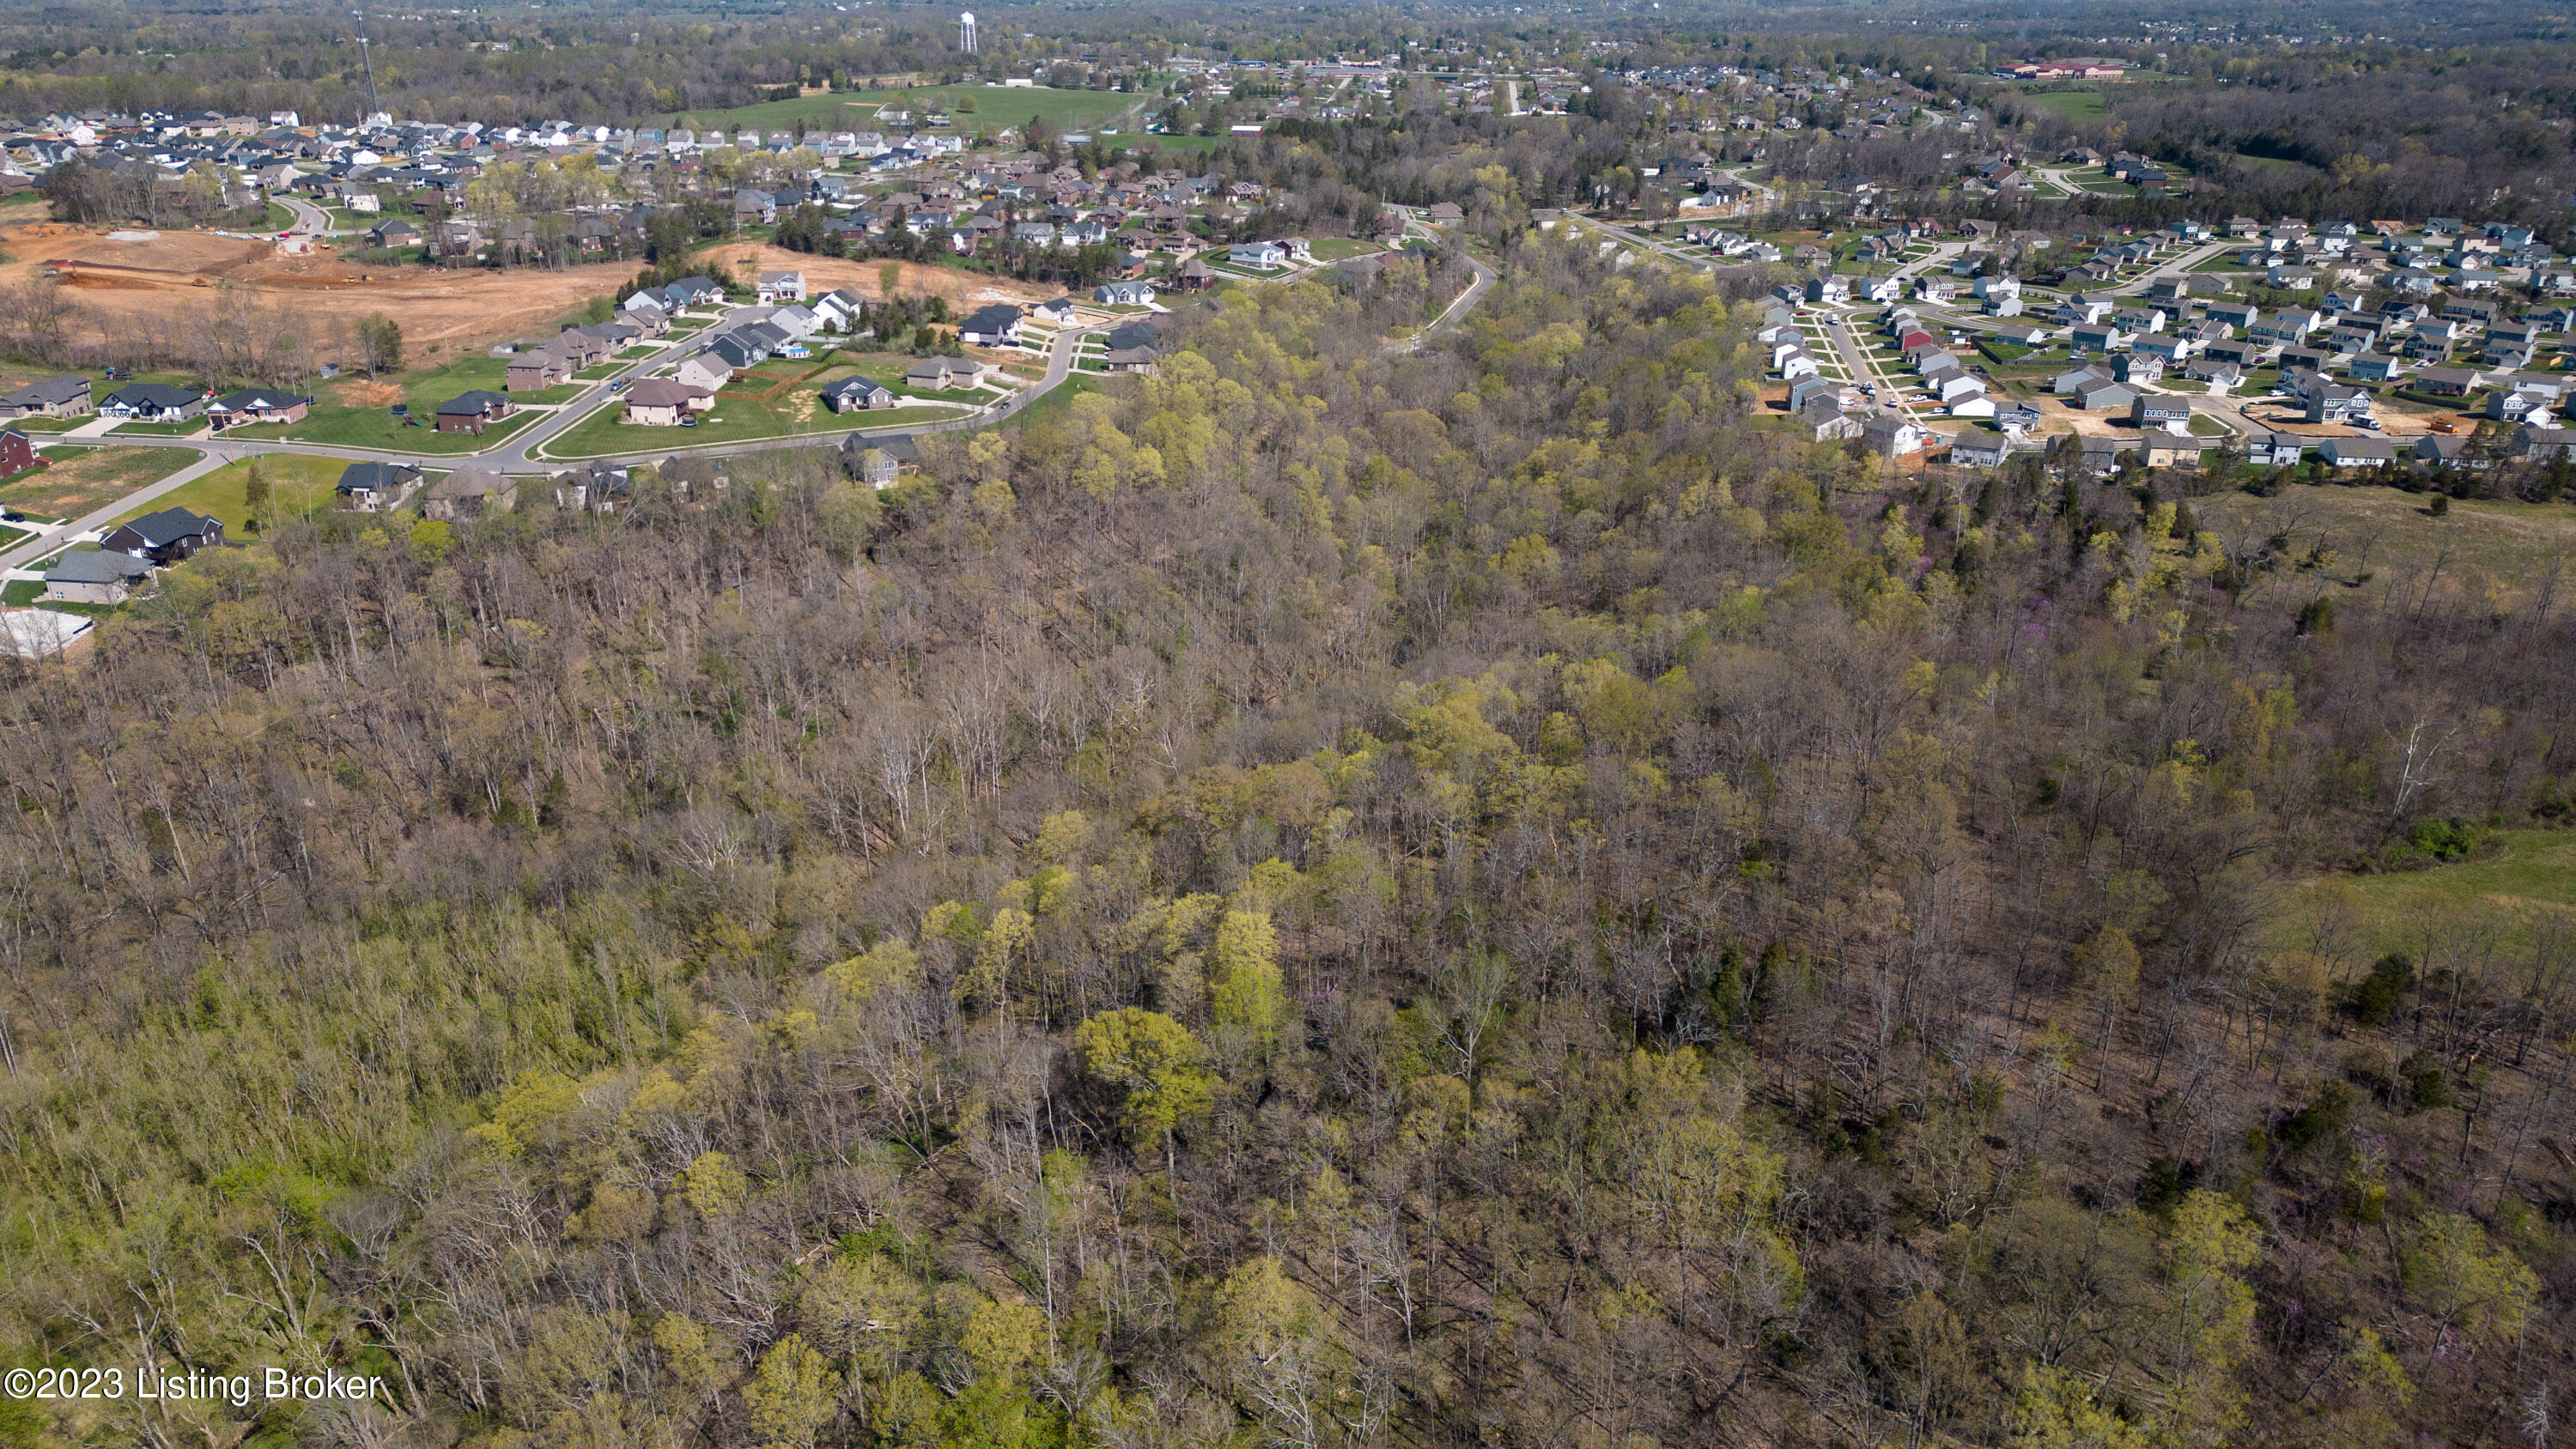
[1307,238,1383,262]
[234,406,539,455]
[2198,482,2576,611]
[108,420,204,437]
[2269,829,2576,961]
[0,446,195,519]
[663,85,1141,141]
[108,453,347,527]
[2019,89,2109,122]
[218,356,568,453]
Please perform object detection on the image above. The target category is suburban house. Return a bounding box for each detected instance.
[100,506,222,564]
[100,383,207,423]
[1093,280,1156,306]
[958,305,1025,347]
[1033,297,1080,324]
[42,549,155,605]
[2412,367,2486,397]
[0,374,92,421]
[1861,415,1941,458]
[623,379,714,426]
[506,348,573,392]
[0,428,35,478]
[2513,424,2576,461]
[707,332,768,372]
[2304,383,2374,426]
[204,387,312,429]
[2317,436,2399,469]
[841,431,920,486]
[422,466,517,520]
[672,351,735,391]
[906,355,981,391]
[2411,433,2476,470]
[820,376,896,414]
[2129,397,2195,432]
[1229,240,1290,268]
[2072,378,2138,411]
[756,270,806,304]
[435,391,514,434]
[334,461,423,512]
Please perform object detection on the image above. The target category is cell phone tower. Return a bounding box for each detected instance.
[355,4,382,120]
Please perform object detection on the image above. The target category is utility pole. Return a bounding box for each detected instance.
[354,4,381,121]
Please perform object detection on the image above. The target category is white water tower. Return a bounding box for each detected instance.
[958,10,977,53]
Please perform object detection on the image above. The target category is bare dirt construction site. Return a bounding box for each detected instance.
[0,222,635,361]
[714,245,1059,309]
[0,226,1068,361]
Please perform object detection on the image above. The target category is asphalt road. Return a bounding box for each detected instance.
[0,315,1109,573]
[276,195,332,238]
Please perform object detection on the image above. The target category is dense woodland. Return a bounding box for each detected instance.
[0,227,2567,1449]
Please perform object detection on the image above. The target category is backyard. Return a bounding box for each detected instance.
[108,453,349,528]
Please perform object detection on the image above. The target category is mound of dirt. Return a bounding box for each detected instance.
[336,379,405,407]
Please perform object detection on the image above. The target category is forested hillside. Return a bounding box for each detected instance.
[0,237,2568,1449]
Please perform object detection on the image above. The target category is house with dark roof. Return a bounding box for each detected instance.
[335,461,422,512]
[205,387,311,429]
[434,391,513,434]
[821,376,895,414]
[100,383,206,422]
[100,506,222,563]
[959,304,1025,347]
[0,374,92,420]
[841,431,920,486]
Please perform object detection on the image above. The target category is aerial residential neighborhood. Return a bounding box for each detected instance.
[7,1,2576,1446]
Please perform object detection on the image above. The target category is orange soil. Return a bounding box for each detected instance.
[0,221,637,361]
[716,245,1058,308]
[1,224,1066,363]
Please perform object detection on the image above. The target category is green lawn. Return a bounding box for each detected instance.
[616,346,664,360]
[108,420,204,437]
[2,416,91,433]
[2269,829,2576,962]
[541,398,963,459]
[1307,238,1382,262]
[234,406,540,455]
[2018,89,2109,122]
[662,84,1140,142]
[218,356,574,452]
[109,453,348,527]
[575,364,624,380]
[0,446,196,519]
